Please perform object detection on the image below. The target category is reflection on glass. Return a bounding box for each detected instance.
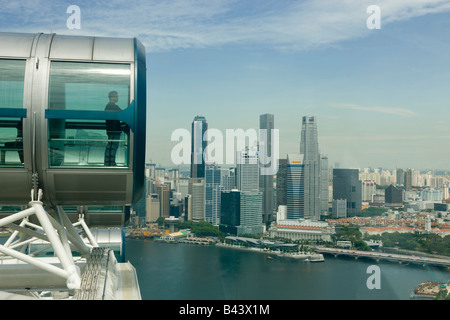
[0,118,24,167]
[48,119,129,168]
[0,60,26,168]
[0,59,26,109]
[47,61,131,168]
[48,62,130,112]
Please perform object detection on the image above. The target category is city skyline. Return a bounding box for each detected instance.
[2,1,450,170]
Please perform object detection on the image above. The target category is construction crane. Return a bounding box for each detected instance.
[420,257,447,290]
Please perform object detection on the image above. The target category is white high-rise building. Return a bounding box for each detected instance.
[236,147,259,192]
[362,180,377,202]
[188,178,205,221]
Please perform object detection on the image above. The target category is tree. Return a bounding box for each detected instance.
[156,217,165,227]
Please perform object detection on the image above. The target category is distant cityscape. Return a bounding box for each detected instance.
[131,114,450,242]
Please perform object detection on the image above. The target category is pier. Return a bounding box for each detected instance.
[315,247,450,268]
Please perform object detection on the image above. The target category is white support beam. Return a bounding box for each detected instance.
[0,207,36,228]
[79,218,99,247]
[0,245,69,280]
[56,207,91,256]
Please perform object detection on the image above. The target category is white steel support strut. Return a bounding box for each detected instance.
[0,189,88,290]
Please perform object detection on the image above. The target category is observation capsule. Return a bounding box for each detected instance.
[0,33,147,226]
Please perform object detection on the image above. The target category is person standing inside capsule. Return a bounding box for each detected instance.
[104,91,122,166]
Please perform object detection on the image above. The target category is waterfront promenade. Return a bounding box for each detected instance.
[315,247,450,268]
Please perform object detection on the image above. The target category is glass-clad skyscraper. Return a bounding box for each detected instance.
[287,154,305,219]
[259,113,274,223]
[300,116,320,220]
[191,116,207,178]
[299,116,328,220]
[332,169,362,216]
[205,163,223,225]
[236,148,259,192]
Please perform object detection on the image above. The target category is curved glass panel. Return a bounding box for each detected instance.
[48,119,129,168]
[48,62,130,111]
[48,62,131,168]
[0,117,24,167]
[0,59,25,109]
[0,60,26,168]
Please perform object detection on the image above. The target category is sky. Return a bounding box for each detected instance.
[1,0,450,171]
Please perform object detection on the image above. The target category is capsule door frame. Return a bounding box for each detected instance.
[0,33,41,204]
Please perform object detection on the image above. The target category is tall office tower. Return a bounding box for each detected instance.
[385,184,403,204]
[221,167,235,191]
[396,168,404,186]
[188,178,205,221]
[219,190,241,235]
[146,194,160,222]
[185,194,192,221]
[332,169,362,216]
[286,154,305,219]
[299,116,321,220]
[168,168,180,192]
[219,190,263,236]
[236,148,259,192]
[238,191,264,235]
[259,113,274,223]
[276,158,288,208]
[320,155,329,215]
[205,163,224,225]
[191,116,208,178]
[404,169,412,191]
[156,183,170,218]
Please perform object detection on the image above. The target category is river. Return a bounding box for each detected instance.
[124,239,450,300]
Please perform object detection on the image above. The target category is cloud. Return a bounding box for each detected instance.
[337,103,418,117]
[1,0,450,52]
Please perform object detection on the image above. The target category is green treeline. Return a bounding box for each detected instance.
[335,227,450,256]
[176,220,222,238]
[370,232,450,256]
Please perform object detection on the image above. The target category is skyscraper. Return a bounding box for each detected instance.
[191,116,208,178]
[276,158,288,208]
[320,155,329,215]
[156,183,170,218]
[396,168,404,186]
[238,191,264,235]
[300,116,321,220]
[385,184,402,204]
[287,154,305,219]
[219,189,263,236]
[332,169,362,216]
[219,190,241,235]
[188,178,205,221]
[259,113,274,223]
[205,162,224,225]
[236,148,259,192]
[146,193,160,222]
[404,169,412,191]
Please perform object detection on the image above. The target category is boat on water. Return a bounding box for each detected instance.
[276,251,325,262]
[309,254,325,262]
[267,256,273,260]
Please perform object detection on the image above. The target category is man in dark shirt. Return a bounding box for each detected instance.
[104,91,122,166]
